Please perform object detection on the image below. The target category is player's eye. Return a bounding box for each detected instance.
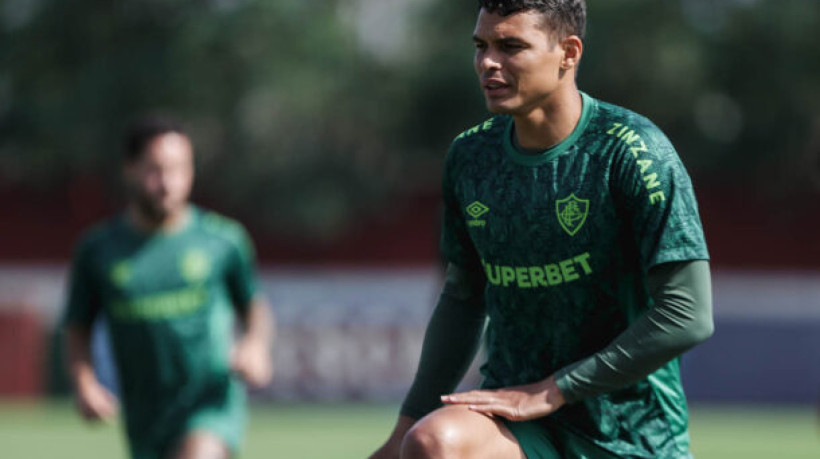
[502,43,525,52]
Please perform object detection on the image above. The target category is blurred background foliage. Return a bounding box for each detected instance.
[1,0,819,241]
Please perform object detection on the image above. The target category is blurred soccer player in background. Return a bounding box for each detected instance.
[63,115,274,459]
[372,1,713,457]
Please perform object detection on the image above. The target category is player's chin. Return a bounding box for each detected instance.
[136,198,167,220]
[484,99,519,115]
[158,199,187,216]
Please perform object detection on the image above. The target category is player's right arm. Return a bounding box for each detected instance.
[371,139,486,458]
[63,235,118,422]
[65,325,118,421]
[370,263,487,459]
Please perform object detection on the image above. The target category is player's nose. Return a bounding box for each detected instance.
[474,48,501,72]
[478,53,502,72]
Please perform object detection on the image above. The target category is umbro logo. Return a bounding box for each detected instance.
[466,201,489,228]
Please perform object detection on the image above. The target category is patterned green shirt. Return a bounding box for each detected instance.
[441,92,708,457]
[64,206,257,442]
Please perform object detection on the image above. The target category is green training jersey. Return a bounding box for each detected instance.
[441,92,709,458]
[64,206,257,445]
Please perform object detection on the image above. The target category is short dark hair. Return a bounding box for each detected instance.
[478,0,587,40]
[123,113,187,162]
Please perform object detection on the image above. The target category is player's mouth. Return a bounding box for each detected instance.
[482,79,511,97]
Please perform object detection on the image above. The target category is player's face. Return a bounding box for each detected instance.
[125,132,194,221]
[473,9,570,115]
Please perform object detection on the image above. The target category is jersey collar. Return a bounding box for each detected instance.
[504,91,596,166]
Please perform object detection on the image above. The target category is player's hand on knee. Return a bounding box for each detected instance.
[75,379,119,423]
[230,337,273,389]
[441,375,566,422]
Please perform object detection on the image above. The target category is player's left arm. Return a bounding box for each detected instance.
[552,259,712,403]
[547,121,714,405]
[232,295,275,388]
[442,260,713,420]
[225,222,275,388]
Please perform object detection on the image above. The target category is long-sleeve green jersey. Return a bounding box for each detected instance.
[439,92,709,457]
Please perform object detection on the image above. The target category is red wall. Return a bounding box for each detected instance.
[0,182,818,269]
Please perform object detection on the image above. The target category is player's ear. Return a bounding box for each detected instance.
[560,35,583,70]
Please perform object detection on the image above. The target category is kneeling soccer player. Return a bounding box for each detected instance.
[371,1,713,458]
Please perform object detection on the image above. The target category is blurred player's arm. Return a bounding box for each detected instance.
[65,325,119,422]
[231,296,275,388]
[554,259,714,403]
[223,222,275,388]
[63,237,118,422]
[371,263,487,459]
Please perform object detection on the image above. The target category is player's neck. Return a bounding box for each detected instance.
[127,204,191,234]
[512,87,582,151]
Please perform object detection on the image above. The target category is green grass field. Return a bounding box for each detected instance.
[0,401,816,458]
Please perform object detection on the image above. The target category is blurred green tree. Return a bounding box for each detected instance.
[1,0,818,240]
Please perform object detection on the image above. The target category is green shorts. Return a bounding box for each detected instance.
[503,418,618,459]
[126,378,247,459]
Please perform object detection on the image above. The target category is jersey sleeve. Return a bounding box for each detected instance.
[225,224,259,314]
[440,143,482,271]
[611,123,709,271]
[63,236,103,328]
[555,260,714,403]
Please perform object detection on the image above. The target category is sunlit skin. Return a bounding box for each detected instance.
[473,8,583,150]
[124,132,195,231]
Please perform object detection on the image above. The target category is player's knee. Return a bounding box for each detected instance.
[401,414,470,458]
[173,432,230,459]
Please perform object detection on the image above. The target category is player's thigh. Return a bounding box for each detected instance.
[401,405,525,459]
[502,419,564,459]
[183,379,246,454]
[548,422,620,459]
[172,431,231,459]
